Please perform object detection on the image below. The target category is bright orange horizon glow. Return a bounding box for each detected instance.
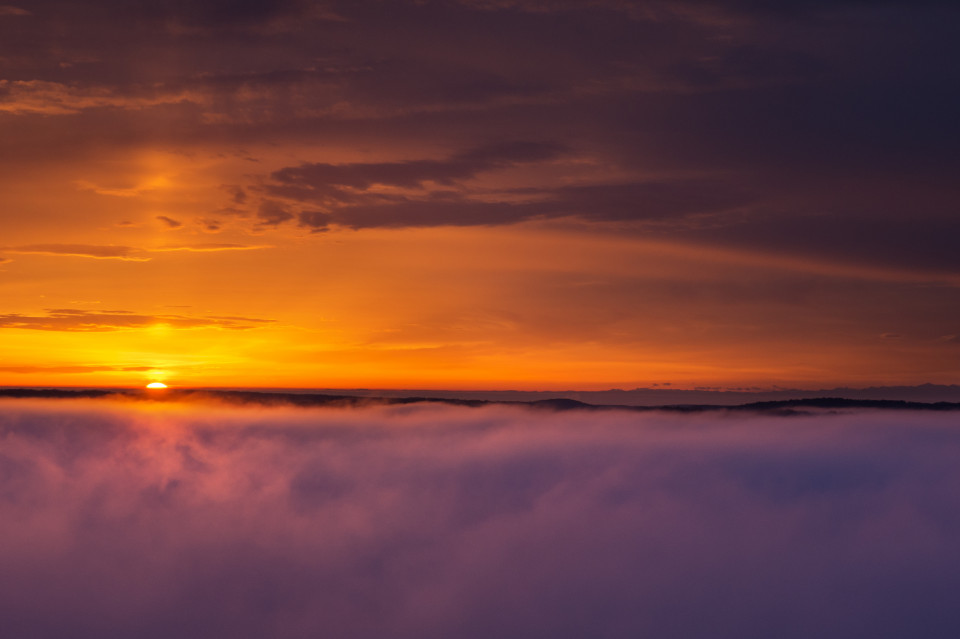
[0,223,956,391]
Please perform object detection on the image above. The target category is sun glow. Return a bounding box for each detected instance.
[146,382,168,389]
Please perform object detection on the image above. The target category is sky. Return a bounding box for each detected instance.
[3,398,960,638]
[1,0,958,390]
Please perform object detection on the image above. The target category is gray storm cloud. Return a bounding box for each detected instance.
[1,399,960,638]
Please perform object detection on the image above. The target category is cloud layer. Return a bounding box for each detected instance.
[2,399,960,638]
[4,0,959,270]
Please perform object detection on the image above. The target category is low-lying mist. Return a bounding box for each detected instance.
[2,398,959,638]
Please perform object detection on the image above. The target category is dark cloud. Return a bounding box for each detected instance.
[148,0,309,28]
[0,309,274,331]
[458,0,960,14]
[222,184,247,205]
[268,141,749,230]
[541,180,752,221]
[35,0,311,31]
[700,0,960,16]
[680,206,960,274]
[2,401,960,638]
[289,176,750,230]
[256,199,294,226]
[270,142,585,229]
[269,141,564,196]
[156,215,183,229]
[297,210,333,230]
[296,197,525,230]
[0,0,957,275]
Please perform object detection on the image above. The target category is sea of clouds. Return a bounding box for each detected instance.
[1,398,959,638]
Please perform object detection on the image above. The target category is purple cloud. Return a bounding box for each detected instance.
[1,400,959,638]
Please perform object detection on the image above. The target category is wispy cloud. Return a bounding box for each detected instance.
[0,308,274,331]
[0,364,152,373]
[0,80,203,115]
[0,5,29,16]
[1,244,148,260]
[1,243,272,260]
[148,243,273,252]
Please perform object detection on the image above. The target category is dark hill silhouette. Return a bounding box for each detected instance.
[2,388,958,413]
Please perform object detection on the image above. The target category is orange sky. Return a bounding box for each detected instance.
[1,1,958,390]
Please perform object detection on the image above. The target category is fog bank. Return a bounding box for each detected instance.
[2,399,959,638]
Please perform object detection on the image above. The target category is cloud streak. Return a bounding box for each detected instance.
[0,80,203,115]
[0,364,153,374]
[1,400,959,638]
[0,309,274,331]
[149,243,273,253]
[2,244,149,260]
[1,244,271,260]
[265,140,751,231]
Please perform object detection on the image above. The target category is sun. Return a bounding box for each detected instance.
[146,382,168,389]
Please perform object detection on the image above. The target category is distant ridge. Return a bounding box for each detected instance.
[223,384,960,406]
[1,388,959,413]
